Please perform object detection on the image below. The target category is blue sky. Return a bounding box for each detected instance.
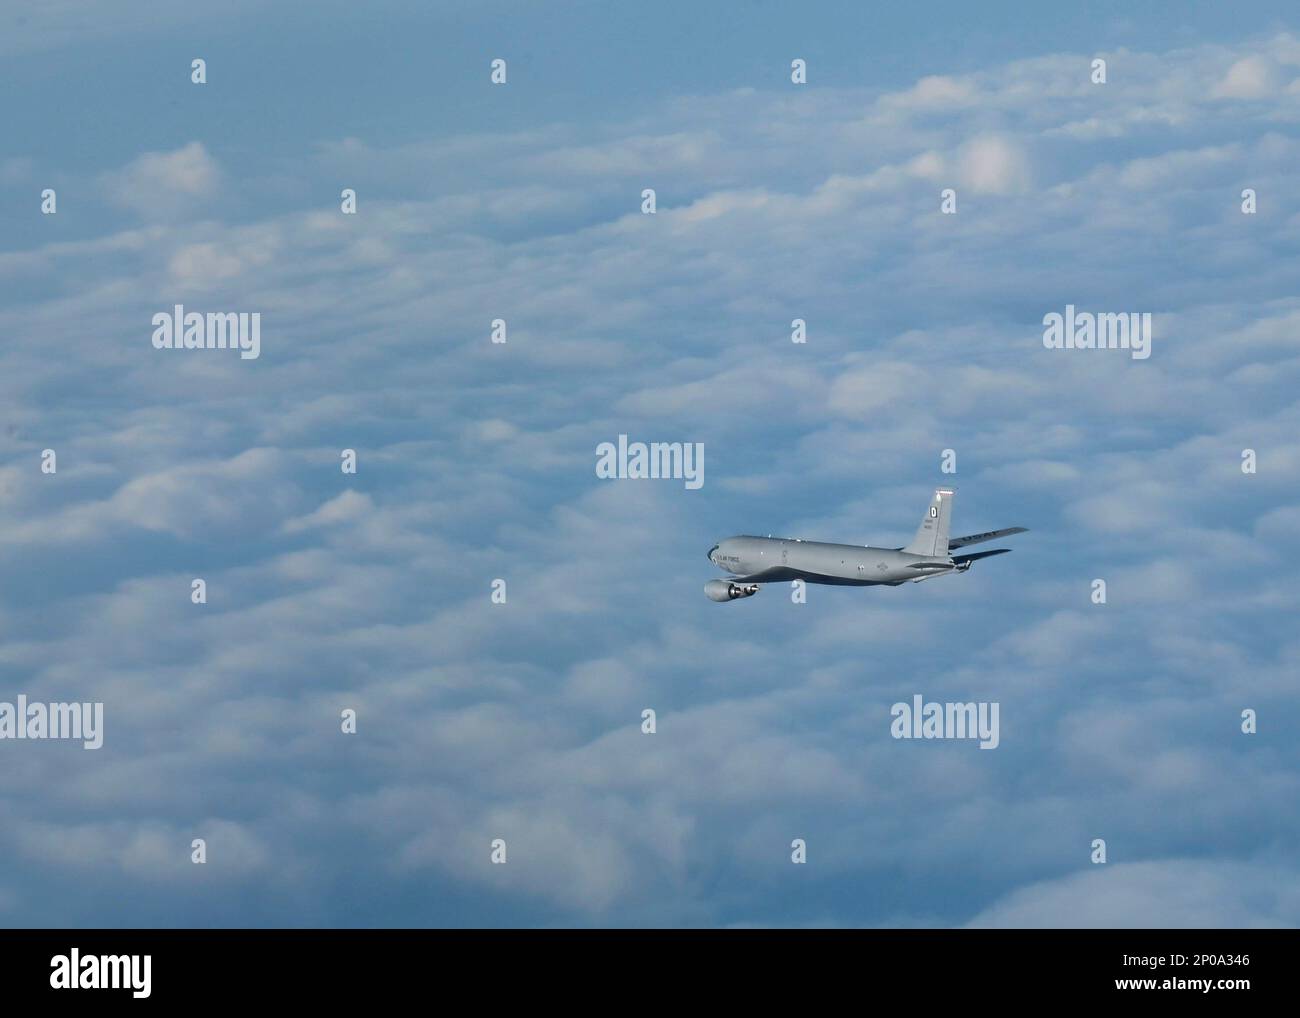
[1,0,1298,927]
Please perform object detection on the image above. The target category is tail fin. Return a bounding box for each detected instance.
[902,488,954,558]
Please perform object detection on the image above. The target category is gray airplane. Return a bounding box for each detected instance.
[705,488,1025,602]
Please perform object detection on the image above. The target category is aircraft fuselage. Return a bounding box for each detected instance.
[707,536,955,587]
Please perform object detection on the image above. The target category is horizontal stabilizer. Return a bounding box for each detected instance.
[947,527,1027,549]
[951,548,1011,565]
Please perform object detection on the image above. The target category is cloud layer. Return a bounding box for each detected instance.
[1,24,1298,927]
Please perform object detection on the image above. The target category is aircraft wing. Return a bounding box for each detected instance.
[947,527,1027,549]
[718,565,898,586]
[718,566,812,584]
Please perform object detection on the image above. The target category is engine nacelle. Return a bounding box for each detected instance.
[704,579,760,602]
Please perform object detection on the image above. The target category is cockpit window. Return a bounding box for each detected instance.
[707,544,720,562]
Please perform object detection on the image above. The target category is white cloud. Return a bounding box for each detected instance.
[1212,55,1278,99]
[102,141,222,218]
[959,134,1032,194]
[968,860,1300,927]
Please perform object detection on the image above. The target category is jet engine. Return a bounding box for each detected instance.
[704,579,760,602]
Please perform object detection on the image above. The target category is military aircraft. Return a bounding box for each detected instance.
[705,488,1025,602]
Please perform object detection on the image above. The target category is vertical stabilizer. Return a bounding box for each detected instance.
[902,488,954,557]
